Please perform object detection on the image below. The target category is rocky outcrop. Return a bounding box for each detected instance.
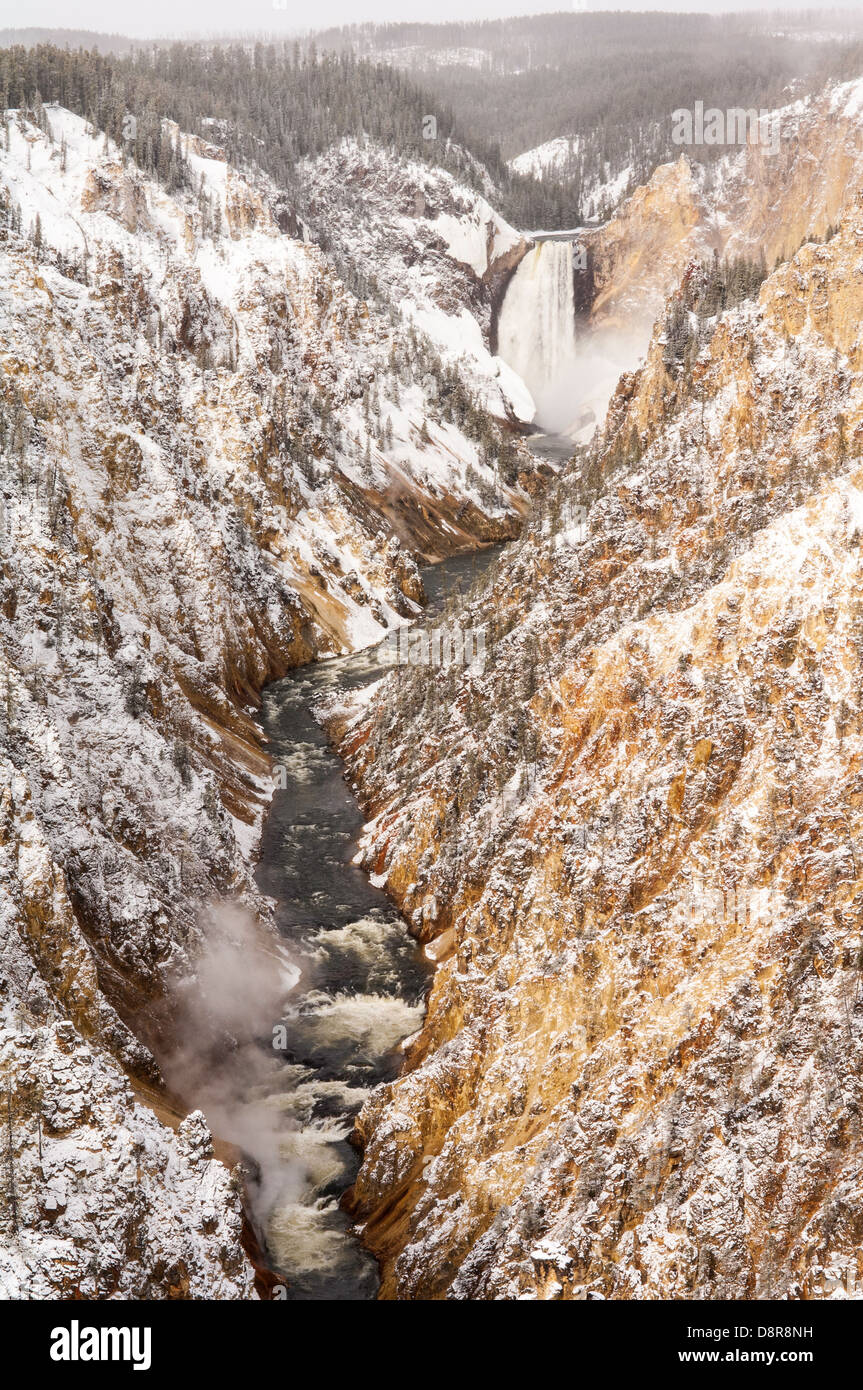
[299,139,535,424]
[0,106,537,1297]
[0,755,253,1298]
[586,79,863,336]
[334,178,863,1299]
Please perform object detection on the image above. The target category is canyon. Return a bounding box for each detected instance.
[3,63,863,1303]
[0,103,535,1297]
[330,82,863,1299]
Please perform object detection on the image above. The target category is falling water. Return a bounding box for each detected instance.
[497,240,579,431]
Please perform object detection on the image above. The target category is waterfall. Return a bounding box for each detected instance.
[497,240,579,431]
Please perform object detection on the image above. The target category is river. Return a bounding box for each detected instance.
[253,545,502,1299]
[251,423,577,1298]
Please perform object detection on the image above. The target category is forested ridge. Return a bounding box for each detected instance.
[5,13,863,235]
[0,40,580,230]
[7,16,863,232]
[317,11,863,221]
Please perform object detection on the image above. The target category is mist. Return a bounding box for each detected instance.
[161,904,303,1230]
[555,323,655,437]
[3,1,858,43]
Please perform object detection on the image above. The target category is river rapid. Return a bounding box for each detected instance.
[252,435,573,1299]
[254,547,498,1298]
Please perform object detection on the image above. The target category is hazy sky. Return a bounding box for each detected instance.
[0,0,857,41]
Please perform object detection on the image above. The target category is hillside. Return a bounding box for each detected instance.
[515,75,863,444]
[0,100,535,1297]
[5,31,863,1307]
[329,135,863,1300]
[315,11,863,227]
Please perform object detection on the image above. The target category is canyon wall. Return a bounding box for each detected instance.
[0,107,537,1296]
[335,166,863,1299]
[588,79,863,335]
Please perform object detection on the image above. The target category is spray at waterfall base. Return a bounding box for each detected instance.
[496,239,648,436]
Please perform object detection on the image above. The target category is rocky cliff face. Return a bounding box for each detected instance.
[299,139,534,425]
[587,78,863,337]
[332,170,863,1298]
[0,106,537,1296]
[7,68,863,1301]
[524,76,863,446]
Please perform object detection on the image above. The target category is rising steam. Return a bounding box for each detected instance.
[161,904,302,1229]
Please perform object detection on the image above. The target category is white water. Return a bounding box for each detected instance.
[497,240,579,431]
[248,547,501,1299]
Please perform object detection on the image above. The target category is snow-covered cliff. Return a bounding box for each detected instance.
[0,105,537,1297]
[298,138,534,423]
[333,164,863,1299]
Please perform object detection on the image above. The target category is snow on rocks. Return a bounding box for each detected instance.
[335,186,863,1300]
[298,138,534,425]
[0,106,535,1296]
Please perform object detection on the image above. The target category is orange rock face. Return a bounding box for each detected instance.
[337,158,863,1301]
